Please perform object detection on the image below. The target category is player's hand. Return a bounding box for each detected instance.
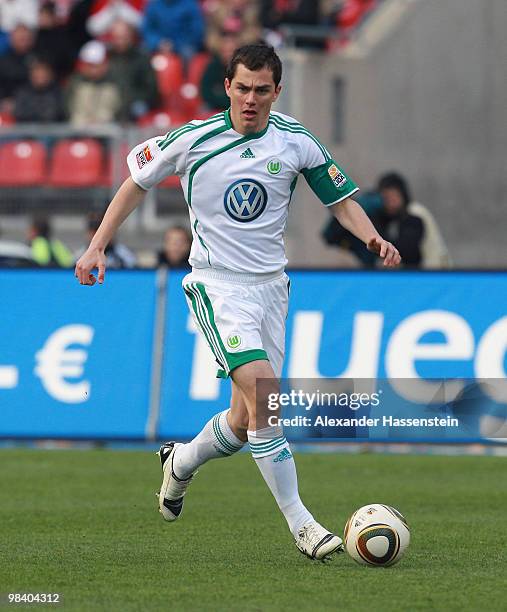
[367,237,401,267]
[75,247,106,286]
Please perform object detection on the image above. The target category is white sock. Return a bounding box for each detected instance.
[174,410,245,479]
[248,427,314,536]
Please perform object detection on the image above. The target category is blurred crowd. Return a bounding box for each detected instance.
[0,212,193,269]
[0,1,448,271]
[0,0,379,125]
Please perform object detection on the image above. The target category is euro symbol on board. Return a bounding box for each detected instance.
[34,324,94,403]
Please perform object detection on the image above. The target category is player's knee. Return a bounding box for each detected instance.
[228,408,249,434]
[247,384,279,431]
[233,361,277,396]
[227,411,249,443]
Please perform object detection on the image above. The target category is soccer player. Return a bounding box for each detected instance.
[75,44,400,560]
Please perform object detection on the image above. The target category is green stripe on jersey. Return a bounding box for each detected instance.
[157,115,224,150]
[190,124,231,150]
[193,219,211,266]
[269,115,330,162]
[269,117,330,162]
[289,176,298,204]
[187,127,268,207]
[157,113,225,151]
[157,123,196,150]
[158,112,224,147]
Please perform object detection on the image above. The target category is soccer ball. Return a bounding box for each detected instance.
[344,504,410,566]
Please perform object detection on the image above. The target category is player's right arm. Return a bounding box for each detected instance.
[75,177,146,285]
[75,125,195,286]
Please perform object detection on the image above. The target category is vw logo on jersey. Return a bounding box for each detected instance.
[224,179,268,223]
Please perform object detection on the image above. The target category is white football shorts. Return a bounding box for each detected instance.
[182,268,290,379]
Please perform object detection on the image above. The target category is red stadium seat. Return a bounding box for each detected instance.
[0,140,47,186]
[49,139,104,187]
[181,53,211,117]
[0,111,15,126]
[187,52,210,86]
[151,52,185,106]
[338,0,377,29]
[103,142,130,187]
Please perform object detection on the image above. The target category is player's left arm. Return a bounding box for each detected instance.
[293,125,400,266]
[329,198,401,267]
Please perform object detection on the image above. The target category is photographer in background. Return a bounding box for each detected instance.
[323,173,451,269]
[374,172,451,269]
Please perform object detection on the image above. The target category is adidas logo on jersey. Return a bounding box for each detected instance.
[273,448,293,463]
[240,148,255,159]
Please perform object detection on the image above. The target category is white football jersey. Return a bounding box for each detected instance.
[128,110,359,273]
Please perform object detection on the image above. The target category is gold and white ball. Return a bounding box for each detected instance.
[344,504,410,566]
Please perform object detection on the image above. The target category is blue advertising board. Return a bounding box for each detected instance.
[1,269,506,440]
[0,270,156,438]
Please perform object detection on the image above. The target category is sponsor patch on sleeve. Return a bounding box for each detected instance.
[328,163,347,189]
[136,145,153,169]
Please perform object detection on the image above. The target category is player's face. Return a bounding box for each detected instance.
[225,63,281,135]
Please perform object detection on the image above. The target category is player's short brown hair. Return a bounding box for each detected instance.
[225,43,282,87]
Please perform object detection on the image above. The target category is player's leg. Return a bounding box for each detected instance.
[172,382,248,479]
[239,274,342,558]
[232,359,343,559]
[233,359,312,534]
[177,272,265,463]
[158,382,249,521]
[157,386,247,522]
[158,276,252,521]
[227,381,250,440]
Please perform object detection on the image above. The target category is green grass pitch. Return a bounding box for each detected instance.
[1,449,505,611]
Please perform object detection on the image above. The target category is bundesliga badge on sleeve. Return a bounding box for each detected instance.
[136,145,153,169]
[328,164,347,188]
